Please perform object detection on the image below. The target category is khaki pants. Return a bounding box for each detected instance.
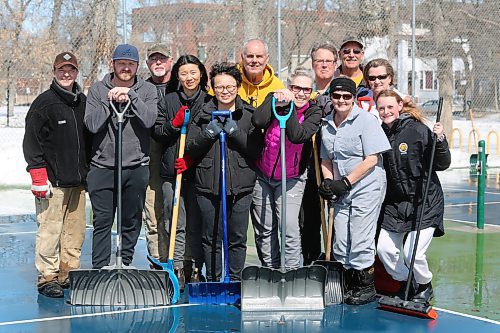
[144,139,167,261]
[35,186,86,286]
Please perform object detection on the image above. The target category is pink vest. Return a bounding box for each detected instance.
[257,103,308,180]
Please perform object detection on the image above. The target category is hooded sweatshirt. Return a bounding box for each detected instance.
[238,63,285,107]
[84,73,158,168]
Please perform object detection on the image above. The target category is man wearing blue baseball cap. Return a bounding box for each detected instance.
[84,44,159,268]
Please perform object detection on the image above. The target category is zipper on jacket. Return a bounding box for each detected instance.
[71,107,82,184]
[271,148,281,180]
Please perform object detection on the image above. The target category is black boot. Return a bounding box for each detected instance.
[396,279,417,300]
[343,268,354,300]
[345,266,376,305]
[38,281,64,298]
[411,282,434,304]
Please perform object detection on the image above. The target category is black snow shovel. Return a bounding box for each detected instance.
[241,97,327,311]
[314,200,344,305]
[69,100,171,306]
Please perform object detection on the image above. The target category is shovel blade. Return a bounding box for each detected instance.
[69,268,171,306]
[314,260,344,305]
[241,265,327,311]
[188,281,241,305]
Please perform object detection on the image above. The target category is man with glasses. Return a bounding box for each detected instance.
[143,44,174,264]
[310,43,338,97]
[238,38,284,107]
[23,52,88,298]
[335,36,366,88]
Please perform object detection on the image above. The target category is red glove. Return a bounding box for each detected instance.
[172,106,189,128]
[175,155,194,174]
[29,168,52,199]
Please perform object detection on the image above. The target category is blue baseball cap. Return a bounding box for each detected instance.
[112,44,139,62]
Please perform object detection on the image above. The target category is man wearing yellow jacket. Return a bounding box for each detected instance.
[238,38,285,107]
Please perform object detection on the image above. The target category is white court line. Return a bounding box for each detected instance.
[445,201,500,208]
[0,226,93,237]
[0,303,198,327]
[435,307,500,325]
[443,187,500,195]
[445,218,500,229]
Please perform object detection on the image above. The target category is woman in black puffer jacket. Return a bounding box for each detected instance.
[376,89,450,305]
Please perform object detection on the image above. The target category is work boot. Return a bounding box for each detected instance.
[411,282,434,304]
[345,266,376,305]
[175,268,185,292]
[58,278,70,289]
[38,281,64,298]
[343,268,354,300]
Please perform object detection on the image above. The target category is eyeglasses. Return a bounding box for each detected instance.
[367,74,390,81]
[313,59,336,65]
[214,85,238,93]
[331,92,353,100]
[341,48,363,55]
[289,85,313,95]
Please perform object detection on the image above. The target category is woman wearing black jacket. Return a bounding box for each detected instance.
[185,62,263,281]
[152,55,209,288]
[376,90,451,305]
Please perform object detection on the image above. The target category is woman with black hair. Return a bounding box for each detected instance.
[185,62,264,281]
[152,55,209,289]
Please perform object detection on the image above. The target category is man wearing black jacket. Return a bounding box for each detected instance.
[23,52,88,298]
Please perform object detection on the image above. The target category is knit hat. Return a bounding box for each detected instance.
[329,77,356,96]
[53,52,78,70]
[112,44,139,62]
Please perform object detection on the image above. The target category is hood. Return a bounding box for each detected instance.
[382,112,413,135]
[239,63,277,89]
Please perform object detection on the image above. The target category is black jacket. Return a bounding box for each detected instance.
[185,96,264,196]
[153,89,209,179]
[381,115,451,236]
[23,80,89,187]
[252,93,322,178]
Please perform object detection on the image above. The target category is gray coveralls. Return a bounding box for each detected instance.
[320,106,390,270]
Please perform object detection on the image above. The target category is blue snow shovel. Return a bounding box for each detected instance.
[241,97,327,311]
[147,108,191,304]
[188,111,240,305]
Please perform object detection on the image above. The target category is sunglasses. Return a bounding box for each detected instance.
[341,48,363,55]
[367,74,390,81]
[289,85,313,95]
[331,92,353,100]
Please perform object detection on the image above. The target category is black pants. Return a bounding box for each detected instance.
[197,191,252,281]
[87,165,149,268]
[299,158,322,265]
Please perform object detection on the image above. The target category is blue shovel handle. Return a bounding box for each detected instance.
[181,109,190,134]
[211,110,232,121]
[272,97,294,129]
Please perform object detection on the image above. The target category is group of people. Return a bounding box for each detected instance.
[23,36,450,308]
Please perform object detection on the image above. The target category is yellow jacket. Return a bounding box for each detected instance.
[237,63,285,107]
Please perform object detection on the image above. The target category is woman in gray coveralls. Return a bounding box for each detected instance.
[318,77,391,305]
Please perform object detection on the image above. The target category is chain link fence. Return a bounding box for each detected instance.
[1,0,499,132]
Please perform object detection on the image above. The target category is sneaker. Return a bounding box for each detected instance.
[175,268,185,292]
[38,281,64,298]
[58,278,70,289]
[411,282,434,304]
[190,268,206,283]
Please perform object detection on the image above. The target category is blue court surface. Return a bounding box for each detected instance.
[1,169,500,332]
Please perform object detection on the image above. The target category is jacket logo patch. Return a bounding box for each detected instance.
[58,120,67,125]
[399,142,408,154]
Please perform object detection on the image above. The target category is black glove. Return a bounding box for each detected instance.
[223,119,238,136]
[318,177,352,200]
[204,119,222,139]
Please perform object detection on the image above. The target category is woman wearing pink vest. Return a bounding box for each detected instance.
[250,67,322,269]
